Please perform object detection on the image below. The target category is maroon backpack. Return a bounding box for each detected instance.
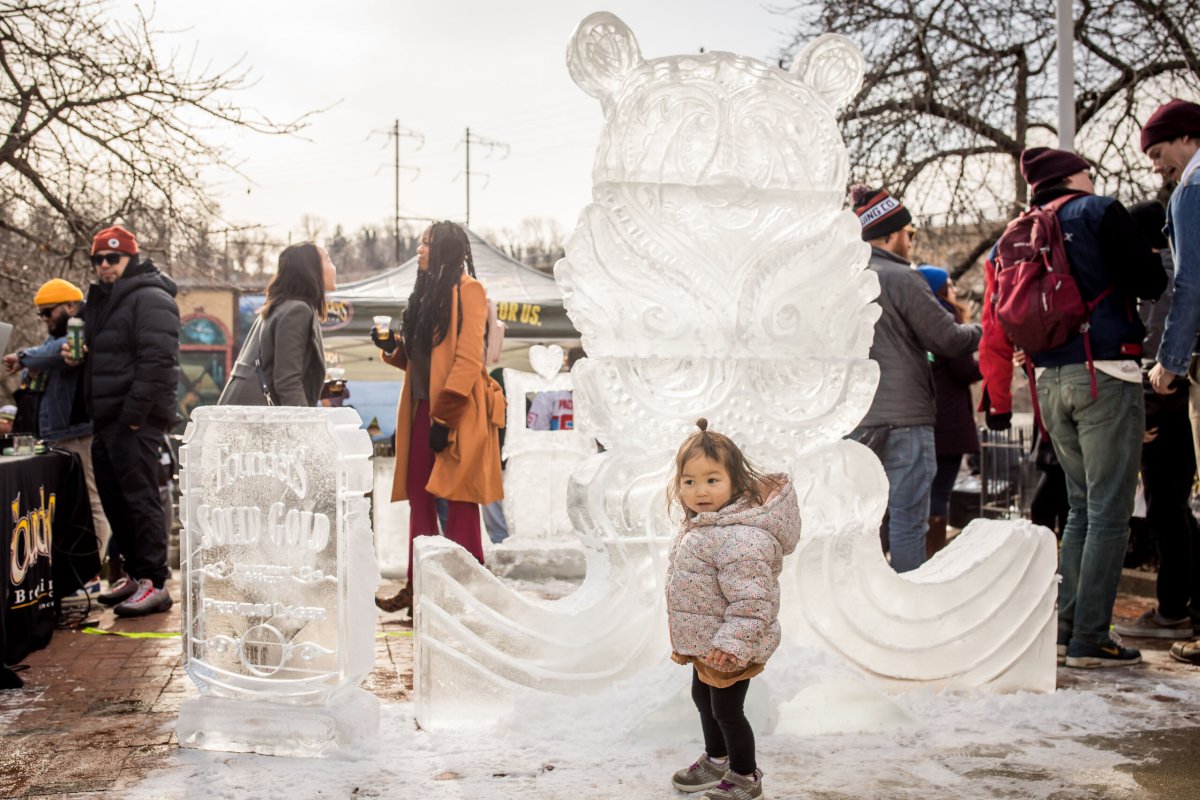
[992,193,1113,420]
[993,193,1110,354]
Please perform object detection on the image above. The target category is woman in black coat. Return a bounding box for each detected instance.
[918,266,981,557]
[219,243,336,407]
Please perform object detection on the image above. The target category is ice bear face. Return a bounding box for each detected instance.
[567,13,863,196]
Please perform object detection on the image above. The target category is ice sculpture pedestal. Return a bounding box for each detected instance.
[176,406,380,757]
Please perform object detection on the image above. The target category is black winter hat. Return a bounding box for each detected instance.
[851,185,912,241]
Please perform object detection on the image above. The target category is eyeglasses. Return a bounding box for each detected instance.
[90,253,125,267]
[37,306,59,318]
[904,225,918,242]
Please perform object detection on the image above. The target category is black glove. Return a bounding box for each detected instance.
[985,411,1012,431]
[371,328,398,354]
[429,422,450,453]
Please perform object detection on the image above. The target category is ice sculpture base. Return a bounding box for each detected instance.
[486,541,587,580]
[177,686,380,758]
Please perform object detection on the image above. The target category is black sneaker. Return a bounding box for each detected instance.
[97,576,138,606]
[1064,638,1141,669]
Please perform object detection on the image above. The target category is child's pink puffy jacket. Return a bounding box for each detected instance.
[666,475,801,666]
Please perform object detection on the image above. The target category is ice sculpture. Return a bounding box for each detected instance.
[501,345,596,540]
[176,406,380,756]
[413,12,1057,730]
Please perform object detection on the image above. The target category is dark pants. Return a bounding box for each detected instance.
[692,668,755,776]
[930,453,963,518]
[1030,464,1070,536]
[91,423,169,587]
[1142,406,1200,622]
[406,400,483,582]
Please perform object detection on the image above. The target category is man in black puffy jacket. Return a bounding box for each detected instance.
[67,225,179,616]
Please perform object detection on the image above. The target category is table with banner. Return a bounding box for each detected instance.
[0,450,99,677]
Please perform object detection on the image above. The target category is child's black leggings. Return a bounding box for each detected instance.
[691,667,756,776]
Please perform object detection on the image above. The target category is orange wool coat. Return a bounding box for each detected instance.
[382,273,506,505]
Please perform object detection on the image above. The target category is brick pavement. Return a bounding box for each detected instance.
[0,574,1192,798]
[0,574,412,799]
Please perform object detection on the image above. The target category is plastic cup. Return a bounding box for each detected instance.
[372,315,392,336]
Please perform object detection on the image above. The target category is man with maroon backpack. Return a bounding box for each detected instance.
[980,147,1165,669]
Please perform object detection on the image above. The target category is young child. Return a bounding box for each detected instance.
[666,419,801,800]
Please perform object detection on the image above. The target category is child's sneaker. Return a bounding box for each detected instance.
[703,768,763,799]
[1064,638,1141,668]
[672,753,727,792]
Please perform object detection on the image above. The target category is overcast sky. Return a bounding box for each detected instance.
[124,1,796,246]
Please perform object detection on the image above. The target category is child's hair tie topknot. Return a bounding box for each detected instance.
[696,418,708,432]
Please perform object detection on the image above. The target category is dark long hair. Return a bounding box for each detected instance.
[263,242,327,320]
[401,221,475,353]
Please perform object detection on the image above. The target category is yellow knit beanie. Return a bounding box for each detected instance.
[34,278,84,307]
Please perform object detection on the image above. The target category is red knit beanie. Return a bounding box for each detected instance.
[851,186,912,241]
[91,225,138,256]
[1140,99,1200,152]
[1019,147,1091,191]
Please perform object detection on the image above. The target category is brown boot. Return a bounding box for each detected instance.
[375,584,412,614]
[926,515,948,559]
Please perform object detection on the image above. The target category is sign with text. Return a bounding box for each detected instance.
[180,406,376,705]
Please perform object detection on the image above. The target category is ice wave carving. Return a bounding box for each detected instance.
[413,12,1057,730]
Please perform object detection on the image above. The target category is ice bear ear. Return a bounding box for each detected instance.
[566,12,643,105]
[789,34,864,109]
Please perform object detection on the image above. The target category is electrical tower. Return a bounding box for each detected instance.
[460,128,510,229]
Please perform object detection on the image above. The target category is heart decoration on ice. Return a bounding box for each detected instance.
[528,344,564,379]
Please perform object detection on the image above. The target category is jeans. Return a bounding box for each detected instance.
[880,425,937,573]
[482,500,509,544]
[1037,366,1144,647]
[692,668,755,776]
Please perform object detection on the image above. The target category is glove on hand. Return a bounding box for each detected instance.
[985,411,1012,431]
[429,422,451,453]
[371,328,398,354]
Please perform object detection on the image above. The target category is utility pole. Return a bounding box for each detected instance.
[386,121,424,263]
[461,127,510,229]
[1056,0,1075,151]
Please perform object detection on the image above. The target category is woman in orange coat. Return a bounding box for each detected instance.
[372,221,506,614]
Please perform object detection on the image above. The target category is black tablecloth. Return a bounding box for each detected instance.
[1,450,99,669]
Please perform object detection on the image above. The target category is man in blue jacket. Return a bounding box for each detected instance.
[1142,98,1200,666]
[1014,148,1165,669]
[65,226,180,617]
[3,279,111,593]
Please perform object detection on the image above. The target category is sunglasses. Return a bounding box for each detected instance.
[90,253,125,267]
[904,225,918,242]
[37,306,60,318]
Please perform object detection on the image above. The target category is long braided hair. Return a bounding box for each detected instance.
[401,221,476,354]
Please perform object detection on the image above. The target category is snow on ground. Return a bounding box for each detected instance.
[134,649,1198,800]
